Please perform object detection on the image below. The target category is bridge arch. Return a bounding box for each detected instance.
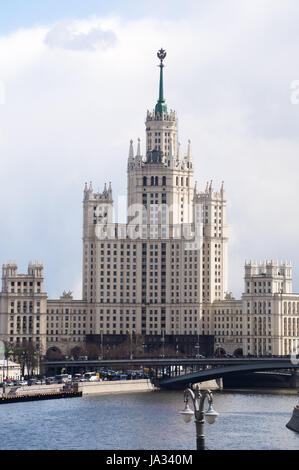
[158,359,299,389]
[215,347,226,357]
[233,348,243,357]
[46,347,64,360]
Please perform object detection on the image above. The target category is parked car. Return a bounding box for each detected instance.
[55,374,72,384]
[106,370,117,379]
[72,374,83,382]
[27,379,38,386]
[83,372,100,382]
[45,377,56,385]
[1,381,13,387]
[18,380,28,386]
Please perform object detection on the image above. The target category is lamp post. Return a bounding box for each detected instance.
[161,329,165,358]
[195,334,200,358]
[100,330,104,359]
[179,385,218,450]
[130,330,134,360]
[215,342,221,357]
[127,330,134,360]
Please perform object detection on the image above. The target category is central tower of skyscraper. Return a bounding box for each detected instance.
[127,49,194,231]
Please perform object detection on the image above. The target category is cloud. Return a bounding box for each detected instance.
[44,20,117,51]
[1,5,299,299]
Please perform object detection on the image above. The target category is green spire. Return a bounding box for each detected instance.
[155,48,167,117]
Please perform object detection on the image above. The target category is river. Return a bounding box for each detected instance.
[0,389,298,450]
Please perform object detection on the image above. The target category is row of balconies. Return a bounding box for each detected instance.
[6,289,42,296]
[10,310,41,315]
[12,329,39,335]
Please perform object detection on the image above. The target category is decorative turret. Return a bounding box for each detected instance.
[28,261,44,278]
[136,138,142,161]
[127,139,135,170]
[2,261,18,279]
[108,182,112,198]
[83,180,113,203]
[244,260,293,294]
[220,181,225,200]
[129,139,134,159]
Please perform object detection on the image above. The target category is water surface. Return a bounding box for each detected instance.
[0,389,298,450]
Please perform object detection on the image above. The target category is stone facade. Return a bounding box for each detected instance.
[211,261,299,356]
[0,262,47,352]
[0,51,298,358]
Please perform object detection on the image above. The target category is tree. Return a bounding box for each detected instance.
[6,341,40,377]
[24,342,41,376]
[85,343,100,360]
[70,345,86,360]
[46,347,65,361]
[132,334,147,358]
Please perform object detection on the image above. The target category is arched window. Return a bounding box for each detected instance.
[143,177,147,187]
[151,176,155,186]
[162,176,166,186]
[181,177,184,186]
[155,176,159,186]
[186,177,189,187]
[176,177,179,186]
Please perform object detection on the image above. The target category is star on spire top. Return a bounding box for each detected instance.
[157,48,167,63]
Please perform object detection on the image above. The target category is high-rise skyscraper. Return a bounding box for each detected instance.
[82,49,227,340]
[0,50,298,359]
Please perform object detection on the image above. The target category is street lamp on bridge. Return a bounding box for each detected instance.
[179,385,219,450]
[127,330,135,360]
[161,329,165,358]
[195,334,201,358]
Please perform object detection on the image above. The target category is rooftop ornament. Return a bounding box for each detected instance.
[155,48,167,117]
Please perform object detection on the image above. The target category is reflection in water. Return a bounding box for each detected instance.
[0,389,298,450]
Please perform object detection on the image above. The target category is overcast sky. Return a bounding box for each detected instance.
[1,0,299,299]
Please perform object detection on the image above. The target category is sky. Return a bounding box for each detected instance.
[1,0,299,299]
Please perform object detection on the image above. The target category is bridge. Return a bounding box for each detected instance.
[41,356,294,373]
[41,357,299,389]
[157,359,299,389]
